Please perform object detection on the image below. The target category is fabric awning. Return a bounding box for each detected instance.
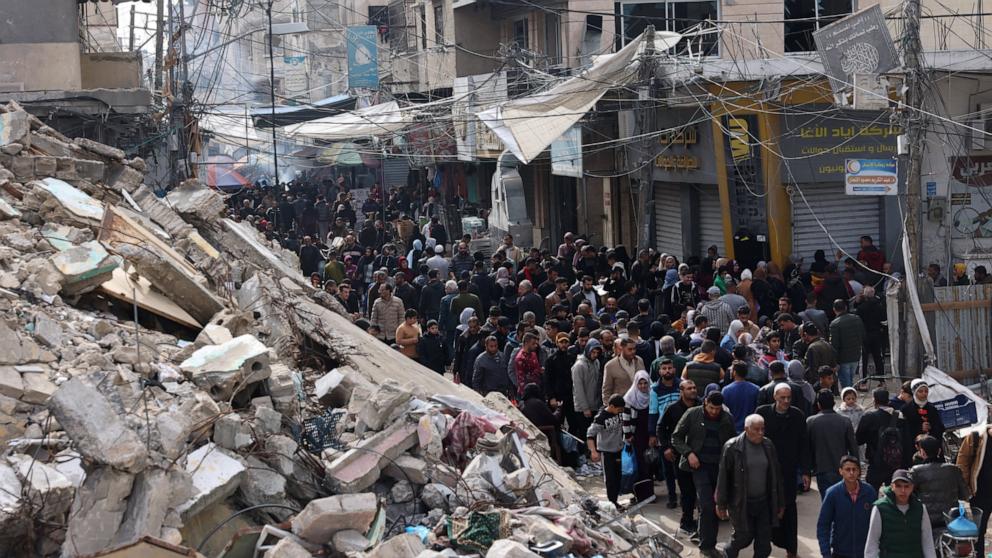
[317,143,366,166]
[477,31,681,164]
[199,110,261,145]
[282,101,411,141]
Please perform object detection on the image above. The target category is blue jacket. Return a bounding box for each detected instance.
[817,480,876,558]
[722,380,759,433]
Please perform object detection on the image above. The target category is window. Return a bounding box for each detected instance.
[784,0,853,52]
[618,0,719,56]
[544,11,562,65]
[420,5,428,49]
[433,3,445,46]
[512,18,529,50]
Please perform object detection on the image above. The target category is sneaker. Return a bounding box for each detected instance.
[689,532,701,545]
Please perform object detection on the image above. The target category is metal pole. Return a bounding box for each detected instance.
[129,5,136,51]
[155,0,164,89]
[266,0,280,188]
[636,27,656,251]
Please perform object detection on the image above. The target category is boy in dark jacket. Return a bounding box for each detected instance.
[587,394,626,510]
[417,320,447,374]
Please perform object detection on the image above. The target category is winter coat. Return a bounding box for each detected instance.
[544,349,577,407]
[472,350,509,396]
[807,409,858,475]
[830,313,866,363]
[756,403,810,479]
[418,280,444,322]
[956,428,990,496]
[417,332,447,374]
[909,461,970,525]
[817,481,877,558]
[370,297,404,340]
[571,340,603,414]
[716,433,784,531]
[900,401,945,467]
[671,406,736,471]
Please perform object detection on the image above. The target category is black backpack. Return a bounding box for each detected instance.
[878,412,903,470]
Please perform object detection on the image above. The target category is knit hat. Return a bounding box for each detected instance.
[555,333,570,344]
[911,378,928,394]
[841,386,857,401]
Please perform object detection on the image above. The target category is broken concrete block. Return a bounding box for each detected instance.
[74,159,106,182]
[179,335,271,401]
[155,411,190,459]
[29,132,73,158]
[176,443,246,520]
[33,177,105,225]
[485,540,541,558]
[20,371,56,404]
[165,179,226,226]
[49,241,118,295]
[291,493,378,544]
[51,450,86,488]
[263,537,312,558]
[239,456,293,521]
[48,377,148,473]
[0,367,23,399]
[0,198,19,220]
[0,321,44,365]
[0,460,23,528]
[55,157,78,180]
[357,380,414,431]
[23,257,63,296]
[113,468,188,546]
[383,455,429,485]
[313,368,345,406]
[7,453,73,519]
[370,533,426,558]
[213,413,253,450]
[10,155,34,181]
[33,314,62,348]
[324,420,419,493]
[62,467,135,557]
[0,142,22,155]
[333,529,370,553]
[195,323,233,347]
[107,163,144,192]
[390,480,414,503]
[420,483,455,512]
[521,515,574,553]
[33,155,57,176]
[254,405,282,435]
[76,137,125,161]
[0,111,30,146]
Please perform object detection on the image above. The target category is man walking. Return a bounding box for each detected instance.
[657,379,701,532]
[803,324,838,384]
[829,299,866,388]
[808,390,858,500]
[649,358,681,509]
[757,383,810,558]
[602,338,643,407]
[716,414,784,558]
[817,456,877,558]
[864,470,937,558]
[472,336,510,397]
[672,391,736,558]
[856,389,902,490]
[370,284,404,343]
[723,362,760,433]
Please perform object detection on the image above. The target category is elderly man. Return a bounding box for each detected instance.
[517,279,546,325]
[756,383,810,558]
[716,414,785,558]
[864,469,937,558]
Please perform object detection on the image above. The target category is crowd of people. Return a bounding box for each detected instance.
[225,181,991,558]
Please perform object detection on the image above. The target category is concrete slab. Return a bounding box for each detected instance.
[165,180,226,225]
[35,177,104,224]
[176,443,246,521]
[48,378,148,473]
[50,240,118,295]
[179,335,271,401]
[290,493,378,544]
[0,366,23,399]
[324,420,419,493]
[6,453,73,519]
[0,111,30,146]
[369,533,426,558]
[99,268,202,329]
[20,371,56,404]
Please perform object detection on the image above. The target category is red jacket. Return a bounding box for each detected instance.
[857,247,885,272]
[514,350,543,397]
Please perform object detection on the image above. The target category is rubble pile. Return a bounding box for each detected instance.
[0,102,681,558]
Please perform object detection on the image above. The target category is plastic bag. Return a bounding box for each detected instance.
[621,443,638,494]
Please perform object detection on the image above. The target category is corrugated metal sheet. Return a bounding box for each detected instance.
[695,185,724,256]
[926,284,992,382]
[654,182,683,260]
[792,183,881,263]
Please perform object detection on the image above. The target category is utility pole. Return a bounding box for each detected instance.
[636,27,657,251]
[129,5,136,51]
[155,0,164,89]
[902,0,927,374]
[266,0,280,188]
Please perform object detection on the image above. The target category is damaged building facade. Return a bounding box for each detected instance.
[0,101,679,557]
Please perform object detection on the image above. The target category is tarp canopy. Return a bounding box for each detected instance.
[282,101,410,141]
[477,31,681,164]
[199,109,261,145]
[316,143,366,166]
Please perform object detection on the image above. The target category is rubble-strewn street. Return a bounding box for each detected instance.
[0,102,680,557]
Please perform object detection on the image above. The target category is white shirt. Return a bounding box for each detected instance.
[863,503,936,558]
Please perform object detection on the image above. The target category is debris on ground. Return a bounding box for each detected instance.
[0,101,682,557]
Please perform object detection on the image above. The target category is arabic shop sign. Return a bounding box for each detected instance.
[780,108,901,182]
[813,5,899,96]
[844,159,898,195]
[653,109,715,184]
[950,155,992,187]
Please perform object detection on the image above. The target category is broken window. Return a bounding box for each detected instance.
[544,11,562,66]
[784,0,852,52]
[617,0,719,56]
[512,18,530,50]
[433,2,445,46]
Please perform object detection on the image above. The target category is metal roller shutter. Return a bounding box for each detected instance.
[695,185,724,258]
[654,182,684,260]
[382,159,410,188]
[791,182,881,263]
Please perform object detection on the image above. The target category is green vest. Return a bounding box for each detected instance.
[874,486,925,558]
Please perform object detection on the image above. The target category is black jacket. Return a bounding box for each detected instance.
[517,292,546,324]
[417,332,446,374]
[543,349,577,406]
[856,407,899,468]
[756,403,810,480]
[453,330,484,384]
[757,380,811,416]
[900,401,945,467]
[656,397,700,451]
[418,281,444,322]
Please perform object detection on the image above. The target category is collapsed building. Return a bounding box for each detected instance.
[0,101,681,558]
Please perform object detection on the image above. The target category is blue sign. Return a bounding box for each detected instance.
[347,26,379,89]
[932,394,979,428]
[926,181,937,199]
[845,158,898,196]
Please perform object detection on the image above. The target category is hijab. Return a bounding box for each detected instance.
[911,379,928,407]
[623,370,651,410]
[663,268,679,290]
[407,239,423,268]
[456,308,476,332]
[495,267,512,288]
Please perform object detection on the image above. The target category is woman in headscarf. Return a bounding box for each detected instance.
[662,268,679,291]
[407,238,423,269]
[721,320,745,352]
[455,307,476,334]
[499,283,519,324]
[766,261,788,300]
[494,266,513,289]
[786,359,814,415]
[621,370,654,503]
[900,379,945,466]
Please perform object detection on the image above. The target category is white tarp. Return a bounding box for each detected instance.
[477,31,681,164]
[282,101,410,140]
[922,365,989,428]
[199,109,261,145]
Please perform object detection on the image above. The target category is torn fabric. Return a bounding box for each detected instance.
[282,101,411,141]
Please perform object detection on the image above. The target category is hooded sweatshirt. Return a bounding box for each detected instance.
[572,339,603,414]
